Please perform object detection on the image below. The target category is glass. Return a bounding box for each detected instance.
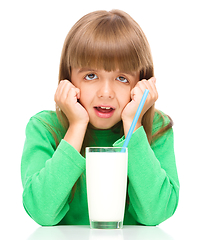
[86,147,128,229]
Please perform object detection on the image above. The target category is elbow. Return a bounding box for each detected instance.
[23,202,59,226]
[135,192,179,226]
[143,183,180,226]
[138,214,167,226]
[22,193,63,226]
[22,185,69,226]
[34,213,59,227]
[137,210,174,227]
[138,198,179,226]
[137,211,164,226]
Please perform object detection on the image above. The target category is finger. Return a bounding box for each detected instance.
[55,80,69,102]
[55,80,73,104]
[75,87,80,99]
[139,79,155,98]
[147,78,158,100]
[137,79,148,93]
[150,77,156,84]
[135,80,156,105]
[68,87,79,104]
[130,85,143,100]
[148,77,156,89]
[59,80,73,96]
[142,80,153,96]
[57,81,69,103]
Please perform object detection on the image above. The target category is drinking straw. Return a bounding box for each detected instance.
[121,89,149,152]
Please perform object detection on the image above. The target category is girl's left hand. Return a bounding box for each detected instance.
[121,77,158,133]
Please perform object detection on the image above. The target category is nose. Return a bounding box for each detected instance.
[97,80,115,99]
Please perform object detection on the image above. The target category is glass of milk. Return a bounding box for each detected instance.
[86,147,128,229]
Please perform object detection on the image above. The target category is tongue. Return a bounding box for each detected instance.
[97,107,113,113]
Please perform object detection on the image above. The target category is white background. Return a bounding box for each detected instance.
[1,0,202,239]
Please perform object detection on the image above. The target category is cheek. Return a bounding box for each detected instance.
[119,89,131,108]
[79,88,92,108]
[121,96,131,109]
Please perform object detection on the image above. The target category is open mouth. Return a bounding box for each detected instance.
[95,106,114,113]
[94,106,115,118]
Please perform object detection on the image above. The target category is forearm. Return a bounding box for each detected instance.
[22,140,86,226]
[63,123,88,152]
[123,119,142,138]
[114,127,179,225]
[127,157,179,226]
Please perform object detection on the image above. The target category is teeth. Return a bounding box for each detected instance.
[100,107,111,109]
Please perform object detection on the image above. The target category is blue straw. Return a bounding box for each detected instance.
[121,89,149,152]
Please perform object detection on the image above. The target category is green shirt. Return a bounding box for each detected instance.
[21,110,179,226]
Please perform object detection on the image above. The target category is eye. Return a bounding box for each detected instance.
[84,73,98,80]
[116,76,129,83]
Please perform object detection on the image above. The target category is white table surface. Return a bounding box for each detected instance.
[3,220,202,240]
[26,225,175,240]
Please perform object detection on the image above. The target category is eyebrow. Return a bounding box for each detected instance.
[122,71,137,77]
[78,68,96,73]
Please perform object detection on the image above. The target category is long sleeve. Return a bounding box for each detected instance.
[21,116,86,226]
[114,126,179,226]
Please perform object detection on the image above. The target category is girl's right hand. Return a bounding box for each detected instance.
[54,80,89,127]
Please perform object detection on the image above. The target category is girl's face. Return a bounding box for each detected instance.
[71,68,139,129]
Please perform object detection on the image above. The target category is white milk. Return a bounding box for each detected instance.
[86,150,128,222]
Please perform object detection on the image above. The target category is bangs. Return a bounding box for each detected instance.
[68,13,145,73]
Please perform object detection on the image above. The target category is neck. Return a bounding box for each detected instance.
[87,121,123,132]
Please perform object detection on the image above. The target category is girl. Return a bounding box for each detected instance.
[21,9,179,226]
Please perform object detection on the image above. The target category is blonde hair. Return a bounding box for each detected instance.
[57,9,172,144]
